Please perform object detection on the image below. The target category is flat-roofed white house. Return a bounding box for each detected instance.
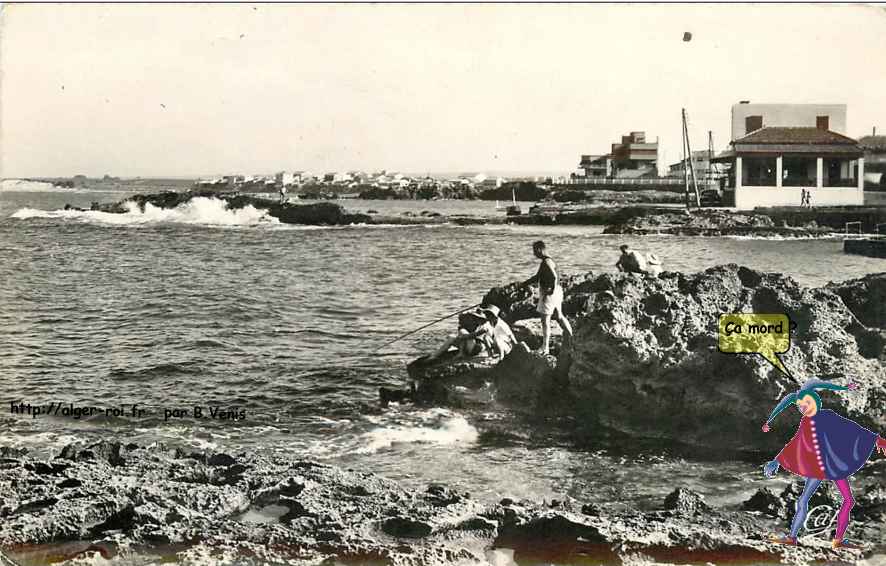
[714,102,864,209]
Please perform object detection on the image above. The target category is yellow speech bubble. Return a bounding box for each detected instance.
[718,313,793,376]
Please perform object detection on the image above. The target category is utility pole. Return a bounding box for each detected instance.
[680,112,689,209]
[708,130,715,189]
[682,108,701,208]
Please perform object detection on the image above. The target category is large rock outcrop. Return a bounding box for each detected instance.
[449,265,886,453]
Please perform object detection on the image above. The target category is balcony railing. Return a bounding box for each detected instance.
[566,177,684,186]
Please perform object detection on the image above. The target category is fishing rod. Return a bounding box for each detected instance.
[371,302,482,353]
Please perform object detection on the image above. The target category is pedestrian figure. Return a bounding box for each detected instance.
[521,241,573,356]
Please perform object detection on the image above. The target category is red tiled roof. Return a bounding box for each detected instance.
[733,127,858,146]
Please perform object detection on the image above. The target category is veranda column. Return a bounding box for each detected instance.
[735,156,743,209]
[776,155,783,188]
[735,157,742,188]
[816,157,823,189]
[858,158,865,191]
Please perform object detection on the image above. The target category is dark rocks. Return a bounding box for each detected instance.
[602,209,831,237]
[406,346,555,407]
[269,201,371,226]
[0,447,27,459]
[12,497,58,516]
[828,273,886,329]
[207,453,237,467]
[24,462,69,475]
[425,484,463,507]
[497,513,607,543]
[741,488,784,517]
[380,516,432,538]
[58,441,125,467]
[57,478,82,489]
[580,503,601,516]
[89,505,136,535]
[454,517,497,532]
[663,488,710,513]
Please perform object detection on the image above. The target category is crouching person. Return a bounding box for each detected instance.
[428,305,516,362]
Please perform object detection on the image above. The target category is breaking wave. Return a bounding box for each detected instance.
[0,179,125,193]
[11,197,279,227]
[356,408,479,454]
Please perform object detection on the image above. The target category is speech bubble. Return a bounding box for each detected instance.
[718,313,793,377]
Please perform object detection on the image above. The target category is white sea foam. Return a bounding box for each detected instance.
[1,179,62,192]
[11,197,279,227]
[0,432,82,457]
[357,409,479,454]
[0,179,125,193]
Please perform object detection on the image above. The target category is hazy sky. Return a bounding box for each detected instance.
[2,3,885,178]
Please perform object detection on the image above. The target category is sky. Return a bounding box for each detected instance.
[2,3,885,178]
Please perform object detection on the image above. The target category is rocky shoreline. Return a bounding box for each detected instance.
[602,208,886,237]
[1,441,884,565]
[91,191,886,236]
[3,260,886,564]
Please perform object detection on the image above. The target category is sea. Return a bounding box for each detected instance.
[2,180,884,524]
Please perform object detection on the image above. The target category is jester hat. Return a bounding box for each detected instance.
[765,378,852,424]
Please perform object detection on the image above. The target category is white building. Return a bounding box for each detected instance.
[275,171,295,187]
[714,102,864,209]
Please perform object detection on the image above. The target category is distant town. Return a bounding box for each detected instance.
[34,101,886,210]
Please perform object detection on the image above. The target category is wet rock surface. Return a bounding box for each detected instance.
[1,443,884,565]
[409,264,885,454]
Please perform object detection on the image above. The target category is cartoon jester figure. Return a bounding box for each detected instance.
[761,379,886,549]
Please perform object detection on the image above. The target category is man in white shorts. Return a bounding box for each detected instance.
[521,240,573,356]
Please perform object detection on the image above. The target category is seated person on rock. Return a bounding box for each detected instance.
[427,305,516,362]
[615,244,648,274]
[478,305,517,361]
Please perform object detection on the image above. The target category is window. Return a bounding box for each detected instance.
[782,157,817,187]
[816,116,829,131]
[742,156,777,186]
[745,115,763,134]
[824,158,857,187]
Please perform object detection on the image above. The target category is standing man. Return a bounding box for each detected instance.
[279,184,288,204]
[521,240,573,356]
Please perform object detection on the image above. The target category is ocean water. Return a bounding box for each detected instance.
[2,182,884,514]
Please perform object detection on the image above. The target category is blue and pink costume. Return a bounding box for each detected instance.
[764,380,886,543]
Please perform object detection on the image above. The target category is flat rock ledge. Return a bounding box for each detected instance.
[1,441,884,565]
